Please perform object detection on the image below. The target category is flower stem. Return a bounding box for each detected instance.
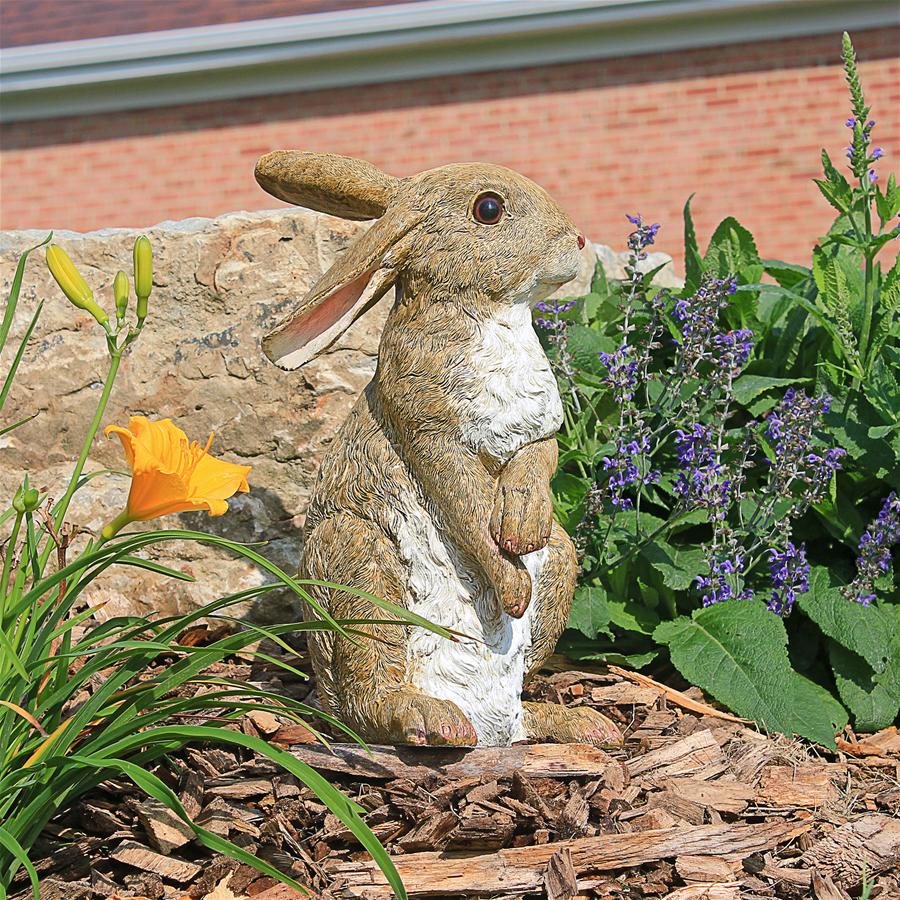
[100,509,132,541]
[0,511,23,609]
[855,182,876,383]
[40,348,123,569]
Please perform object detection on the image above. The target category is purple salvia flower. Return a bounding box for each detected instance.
[673,424,732,520]
[601,435,650,510]
[711,329,754,375]
[764,389,845,499]
[696,551,753,607]
[847,492,900,605]
[625,214,661,261]
[599,344,639,402]
[767,541,810,616]
[534,298,577,330]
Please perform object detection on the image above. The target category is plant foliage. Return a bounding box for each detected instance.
[545,33,899,745]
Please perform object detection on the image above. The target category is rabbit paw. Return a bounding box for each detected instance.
[490,480,553,557]
[383,691,478,747]
[491,555,534,619]
[522,701,623,747]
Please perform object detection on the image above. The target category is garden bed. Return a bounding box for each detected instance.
[18,633,900,900]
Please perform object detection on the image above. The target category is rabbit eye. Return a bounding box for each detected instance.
[473,192,504,225]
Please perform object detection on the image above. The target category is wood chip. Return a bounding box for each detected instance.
[663,778,754,814]
[111,840,201,883]
[135,799,194,854]
[271,723,318,745]
[801,814,900,888]
[674,855,741,882]
[756,765,840,808]
[556,790,590,839]
[206,779,273,800]
[328,819,810,898]
[811,871,851,900]
[291,742,612,782]
[545,846,577,900]
[609,666,747,723]
[662,885,742,900]
[628,730,728,781]
[591,683,662,706]
[246,709,283,736]
[397,811,459,852]
[447,807,516,850]
[179,770,205,819]
[836,725,900,758]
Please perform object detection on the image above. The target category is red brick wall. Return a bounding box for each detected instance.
[2,27,898,270]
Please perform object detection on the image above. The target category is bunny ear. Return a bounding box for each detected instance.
[255,151,399,220]
[262,206,423,370]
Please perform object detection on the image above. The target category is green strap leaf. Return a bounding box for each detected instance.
[0,233,51,356]
[0,822,39,899]
[682,194,703,292]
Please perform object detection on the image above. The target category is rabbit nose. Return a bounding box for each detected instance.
[577,234,586,250]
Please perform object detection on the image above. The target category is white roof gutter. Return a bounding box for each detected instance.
[1,0,896,122]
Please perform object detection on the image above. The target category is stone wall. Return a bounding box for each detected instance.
[0,208,676,621]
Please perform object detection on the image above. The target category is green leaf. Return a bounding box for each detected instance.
[568,584,613,639]
[797,568,891,673]
[654,601,845,746]
[640,542,706,591]
[566,324,616,375]
[0,822,39,898]
[0,232,51,356]
[865,352,900,426]
[591,261,609,295]
[814,149,853,214]
[606,596,660,635]
[731,375,801,407]
[762,259,812,290]
[682,194,703,292]
[703,217,763,283]
[0,302,42,414]
[829,641,900,732]
[788,672,850,747]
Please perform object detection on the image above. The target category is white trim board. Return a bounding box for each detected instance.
[1,0,897,122]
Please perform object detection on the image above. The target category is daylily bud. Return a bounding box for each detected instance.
[13,483,40,513]
[46,244,109,327]
[133,236,152,324]
[113,270,129,323]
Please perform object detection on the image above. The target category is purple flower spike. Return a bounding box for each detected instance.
[767,542,810,616]
[847,492,900,605]
[845,116,856,127]
[696,552,753,606]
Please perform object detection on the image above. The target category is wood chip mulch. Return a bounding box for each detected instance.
[15,634,900,900]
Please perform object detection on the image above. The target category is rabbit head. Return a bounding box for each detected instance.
[256,151,583,370]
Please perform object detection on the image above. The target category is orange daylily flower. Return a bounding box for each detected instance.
[102,416,251,537]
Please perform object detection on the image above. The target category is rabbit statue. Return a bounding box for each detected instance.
[256,151,621,748]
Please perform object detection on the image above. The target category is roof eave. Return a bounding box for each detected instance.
[1,0,896,123]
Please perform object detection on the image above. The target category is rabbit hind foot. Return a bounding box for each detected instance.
[374,688,478,747]
[522,700,622,748]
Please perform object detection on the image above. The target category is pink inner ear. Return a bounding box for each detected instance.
[282,267,375,348]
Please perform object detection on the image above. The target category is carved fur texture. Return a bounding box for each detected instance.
[256,152,621,748]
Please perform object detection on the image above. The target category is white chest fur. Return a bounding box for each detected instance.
[391,487,547,745]
[460,303,563,462]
